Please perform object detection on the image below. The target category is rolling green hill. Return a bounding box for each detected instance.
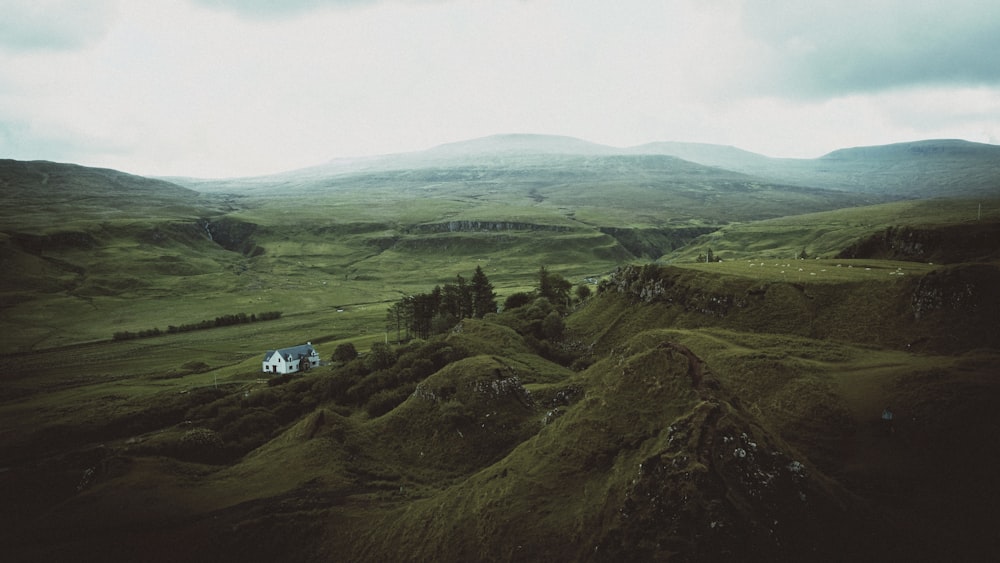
[633,138,1000,198]
[4,256,997,561]
[2,135,999,561]
[1,143,894,353]
[663,197,1000,263]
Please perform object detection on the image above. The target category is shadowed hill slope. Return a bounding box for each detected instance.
[0,159,209,230]
[585,262,1000,354]
[6,325,884,563]
[339,341,873,562]
[664,197,1000,263]
[3,142,1000,562]
[3,260,999,561]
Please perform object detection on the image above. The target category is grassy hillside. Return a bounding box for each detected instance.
[0,159,213,231]
[1,152,886,353]
[8,135,995,353]
[664,198,1000,263]
[638,139,1000,198]
[4,255,998,561]
[2,145,999,561]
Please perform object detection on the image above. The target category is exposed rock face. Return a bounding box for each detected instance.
[601,263,739,316]
[345,339,874,563]
[599,262,1000,353]
[837,222,1000,263]
[906,264,1000,350]
[199,218,264,256]
[910,265,984,319]
[407,220,572,234]
[604,400,854,562]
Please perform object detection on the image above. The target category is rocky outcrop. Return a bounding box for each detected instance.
[837,222,1000,264]
[906,263,1000,350]
[910,264,985,320]
[604,400,857,561]
[601,263,742,317]
[598,262,1000,353]
[406,220,572,234]
[199,218,264,256]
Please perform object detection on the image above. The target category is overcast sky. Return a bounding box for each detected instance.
[2,0,998,177]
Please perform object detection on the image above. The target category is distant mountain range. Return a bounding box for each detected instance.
[169,134,1000,199]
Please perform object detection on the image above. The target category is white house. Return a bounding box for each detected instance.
[262,342,320,375]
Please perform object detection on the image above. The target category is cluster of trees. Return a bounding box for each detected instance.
[697,248,720,263]
[317,338,468,418]
[502,265,577,310]
[112,311,283,341]
[385,265,498,341]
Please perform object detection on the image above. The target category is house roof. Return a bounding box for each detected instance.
[263,343,316,362]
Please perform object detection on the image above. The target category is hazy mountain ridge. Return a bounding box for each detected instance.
[820,138,1000,160]
[169,134,1000,200]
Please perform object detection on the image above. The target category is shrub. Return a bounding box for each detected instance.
[347,370,395,404]
[219,408,279,453]
[409,358,436,379]
[315,371,362,404]
[366,342,397,371]
[364,385,414,417]
[246,389,278,408]
[177,428,225,462]
[267,373,296,387]
[542,311,565,341]
[332,342,359,363]
[504,292,534,310]
[273,402,305,425]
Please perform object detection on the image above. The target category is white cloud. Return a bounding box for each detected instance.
[741,0,1000,95]
[0,0,997,176]
[0,0,120,51]
[191,0,448,20]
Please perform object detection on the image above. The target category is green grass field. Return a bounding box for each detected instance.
[2,154,1000,561]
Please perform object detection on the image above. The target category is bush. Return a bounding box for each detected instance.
[364,385,415,417]
[273,402,305,425]
[177,428,225,463]
[219,408,279,454]
[366,342,397,371]
[542,311,565,341]
[267,373,297,387]
[504,292,534,310]
[246,389,279,408]
[315,371,362,404]
[332,342,359,363]
[347,370,396,404]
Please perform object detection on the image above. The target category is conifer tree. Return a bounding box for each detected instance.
[471,265,497,318]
